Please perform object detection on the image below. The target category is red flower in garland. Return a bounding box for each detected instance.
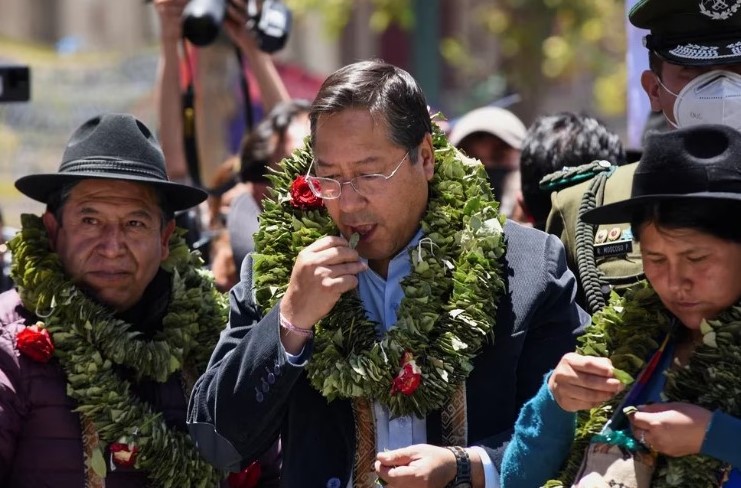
[228,460,262,488]
[16,322,54,363]
[110,437,140,469]
[290,175,324,210]
[391,351,422,396]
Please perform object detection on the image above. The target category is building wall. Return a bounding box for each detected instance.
[0,0,154,52]
[56,0,155,53]
[0,0,58,44]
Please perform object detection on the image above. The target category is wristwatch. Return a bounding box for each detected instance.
[445,446,472,488]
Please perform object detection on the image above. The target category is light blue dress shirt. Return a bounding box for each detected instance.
[286,229,498,487]
[356,229,498,488]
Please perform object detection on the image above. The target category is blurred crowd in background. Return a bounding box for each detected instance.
[0,0,641,295]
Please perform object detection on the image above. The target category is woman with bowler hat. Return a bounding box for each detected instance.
[501,124,741,487]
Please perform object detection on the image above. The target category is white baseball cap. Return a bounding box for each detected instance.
[449,106,527,150]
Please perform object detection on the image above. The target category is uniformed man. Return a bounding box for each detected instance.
[546,0,741,313]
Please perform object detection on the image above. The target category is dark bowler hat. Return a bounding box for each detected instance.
[15,113,207,211]
[583,124,741,224]
[631,0,741,66]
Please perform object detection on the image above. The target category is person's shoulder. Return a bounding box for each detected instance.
[502,221,571,300]
[552,162,637,200]
[604,162,638,194]
[0,289,25,332]
[503,220,556,259]
[230,192,261,217]
[0,291,29,369]
[504,219,547,241]
[546,162,638,238]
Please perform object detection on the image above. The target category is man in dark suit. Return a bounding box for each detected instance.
[187,60,589,488]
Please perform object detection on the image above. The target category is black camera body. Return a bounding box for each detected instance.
[0,65,31,103]
[183,0,291,52]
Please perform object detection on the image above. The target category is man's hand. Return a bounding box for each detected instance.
[548,352,624,412]
[223,0,259,53]
[154,0,188,43]
[280,236,365,351]
[375,444,457,488]
[629,402,712,457]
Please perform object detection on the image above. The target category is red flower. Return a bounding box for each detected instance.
[16,322,54,363]
[290,175,324,210]
[391,351,422,396]
[110,440,140,469]
[228,460,262,488]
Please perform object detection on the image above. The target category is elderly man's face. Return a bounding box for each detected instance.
[43,179,174,312]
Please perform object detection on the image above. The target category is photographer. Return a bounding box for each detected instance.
[153,0,290,185]
[153,0,289,485]
[153,0,296,247]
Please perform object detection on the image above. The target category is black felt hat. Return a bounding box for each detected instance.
[583,124,741,224]
[15,113,207,211]
[631,0,741,66]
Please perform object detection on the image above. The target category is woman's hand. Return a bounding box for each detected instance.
[548,353,625,412]
[629,402,712,456]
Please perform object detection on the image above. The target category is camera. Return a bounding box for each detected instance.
[0,65,31,103]
[182,0,292,52]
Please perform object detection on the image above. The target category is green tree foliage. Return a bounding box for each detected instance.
[285,0,414,33]
[478,0,626,119]
[285,0,626,119]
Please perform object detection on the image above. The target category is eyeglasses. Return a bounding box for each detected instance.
[305,152,409,199]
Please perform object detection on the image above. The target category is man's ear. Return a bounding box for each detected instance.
[420,132,435,182]
[42,212,60,251]
[513,190,535,226]
[641,69,663,112]
[516,190,527,215]
[160,219,176,261]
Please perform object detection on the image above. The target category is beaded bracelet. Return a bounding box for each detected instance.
[279,313,314,338]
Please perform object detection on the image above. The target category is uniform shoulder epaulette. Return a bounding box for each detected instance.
[539,160,616,192]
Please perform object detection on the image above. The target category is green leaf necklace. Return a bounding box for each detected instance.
[9,214,227,488]
[252,124,507,418]
[547,282,740,487]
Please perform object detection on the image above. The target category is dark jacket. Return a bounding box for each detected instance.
[0,287,191,487]
[188,221,590,488]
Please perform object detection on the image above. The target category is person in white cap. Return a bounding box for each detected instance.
[449,106,527,218]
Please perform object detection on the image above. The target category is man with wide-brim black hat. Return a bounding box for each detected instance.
[0,113,235,487]
[545,0,741,315]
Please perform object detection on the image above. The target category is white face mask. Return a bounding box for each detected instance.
[657,70,741,131]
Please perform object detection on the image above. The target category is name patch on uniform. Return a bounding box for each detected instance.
[594,240,633,257]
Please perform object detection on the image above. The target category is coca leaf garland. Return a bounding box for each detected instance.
[8,214,227,487]
[545,282,741,487]
[252,121,507,418]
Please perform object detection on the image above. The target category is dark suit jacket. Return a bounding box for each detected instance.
[188,220,589,488]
